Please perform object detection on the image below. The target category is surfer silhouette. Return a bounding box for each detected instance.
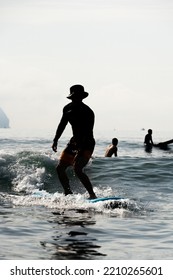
[52,84,97,199]
[105,138,118,157]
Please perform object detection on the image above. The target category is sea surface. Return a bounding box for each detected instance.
[0,128,173,260]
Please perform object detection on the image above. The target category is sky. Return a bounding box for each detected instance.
[1,0,173,136]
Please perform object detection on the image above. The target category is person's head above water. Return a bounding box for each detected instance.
[67,84,89,100]
[112,138,118,146]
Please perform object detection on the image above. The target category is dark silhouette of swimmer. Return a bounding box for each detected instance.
[52,84,97,199]
[105,138,118,157]
[144,129,154,152]
[144,129,154,147]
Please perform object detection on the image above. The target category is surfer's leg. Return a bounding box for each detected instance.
[56,163,73,195]
[73,151,96,199]
[56,149,74,195]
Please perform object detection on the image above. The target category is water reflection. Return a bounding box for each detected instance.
[40,209,106,259]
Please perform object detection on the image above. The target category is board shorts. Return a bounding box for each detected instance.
[59,137,95,166]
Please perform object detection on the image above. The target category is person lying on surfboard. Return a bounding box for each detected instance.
[155,139,173,150]
[105,138,118,157]
[52,84,97,199]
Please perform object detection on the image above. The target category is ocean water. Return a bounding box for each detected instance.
[0,128,173,260]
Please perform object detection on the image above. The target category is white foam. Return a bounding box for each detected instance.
[3,189,131,218]
[13,167,45,193]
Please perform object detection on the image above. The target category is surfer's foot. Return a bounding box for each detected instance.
[88,193,97,200]
[64,188,73,196]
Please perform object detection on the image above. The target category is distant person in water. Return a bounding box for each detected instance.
[105,138,118,157]
[144,129,154,149]
[52,84,97,199]
[144,129,173,151]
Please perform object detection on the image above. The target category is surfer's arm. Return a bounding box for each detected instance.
[150,136,154,145]
[52,111,68,152]
[114,147,117,157]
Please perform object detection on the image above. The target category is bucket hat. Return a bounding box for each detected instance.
[67,85,88,99]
